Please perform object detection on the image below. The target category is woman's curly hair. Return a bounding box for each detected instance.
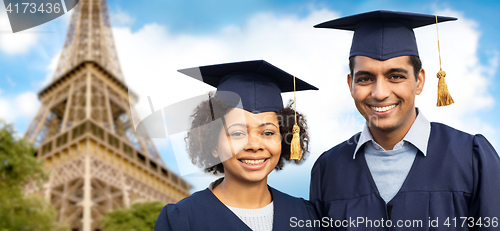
[185,93,309,175]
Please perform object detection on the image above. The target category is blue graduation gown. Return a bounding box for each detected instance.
[310,123,500,230]
[155,186,320,230]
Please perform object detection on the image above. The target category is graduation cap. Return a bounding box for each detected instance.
[315,10,457,106]
[178,60,318,160]
[178,60,318,113]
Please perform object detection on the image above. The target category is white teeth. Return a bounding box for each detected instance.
[371,104,396,112]
[241,159,265,165]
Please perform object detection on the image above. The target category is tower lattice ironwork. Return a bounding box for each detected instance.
[24,1,191,230]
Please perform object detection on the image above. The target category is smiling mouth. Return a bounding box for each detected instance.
[239,159,267,165]
[371,104,397,112]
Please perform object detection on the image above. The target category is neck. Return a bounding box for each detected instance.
[212,175,271,209]
[369,108,417,150]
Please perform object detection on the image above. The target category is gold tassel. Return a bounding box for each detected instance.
[289,75,302,160]
[435,15,454,107]
[437,70,454,106]
[290,124,301,160]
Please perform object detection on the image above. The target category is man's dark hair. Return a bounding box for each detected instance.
[349,55,422,80]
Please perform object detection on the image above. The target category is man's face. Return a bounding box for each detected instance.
[347,56,425,134]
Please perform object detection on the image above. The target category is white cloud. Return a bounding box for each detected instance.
[0,98,11,121]
[14,92,39,118]
[112,8,498,197]
[0,92,40,123]
[38,51,61,88]
[0,7,39,55]
[111,9,135,27]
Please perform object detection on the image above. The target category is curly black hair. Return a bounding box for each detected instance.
[185,93,309,175]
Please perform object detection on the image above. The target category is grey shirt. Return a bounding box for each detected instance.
[353,108,431,203]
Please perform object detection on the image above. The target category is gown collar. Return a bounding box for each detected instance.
[353,108,431,159]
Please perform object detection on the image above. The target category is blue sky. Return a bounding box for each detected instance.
[1,0,499,199]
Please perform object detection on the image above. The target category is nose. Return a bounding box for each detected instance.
[371,78,390,101]
[244,132,263,152]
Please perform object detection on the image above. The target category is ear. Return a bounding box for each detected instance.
[212,148,219,158]
[347,74,354,96]
[416,68,425,95]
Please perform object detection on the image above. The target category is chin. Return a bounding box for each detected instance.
[240,172,270,183]
[368,120,399,132]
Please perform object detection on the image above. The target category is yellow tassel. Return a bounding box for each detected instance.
[290,124,301,160]
[435,16,454,107]
[436,70,454,106]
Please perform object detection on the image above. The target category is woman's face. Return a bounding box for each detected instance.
[215,108,281,183]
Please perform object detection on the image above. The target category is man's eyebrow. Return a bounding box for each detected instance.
[384,68,408,75]
[354,70,374,78]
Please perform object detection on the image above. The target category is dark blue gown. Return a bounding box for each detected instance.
[310,123,500,230]
[155,186,320,230]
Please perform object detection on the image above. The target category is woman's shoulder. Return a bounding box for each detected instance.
[268,186,320,230]
[269,186,315,211]
[269,187,306,202]
[170,188,213,210]
[155,188,216,230]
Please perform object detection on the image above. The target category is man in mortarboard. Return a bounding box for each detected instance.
[310,10,500,230]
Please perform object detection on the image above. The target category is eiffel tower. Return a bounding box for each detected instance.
[24,0,191,230]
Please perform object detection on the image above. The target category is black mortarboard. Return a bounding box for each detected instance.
[178,60,318,113]
[314,10,457,60]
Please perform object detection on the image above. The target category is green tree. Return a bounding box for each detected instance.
[101,201,165,231]
[0,121,68,231]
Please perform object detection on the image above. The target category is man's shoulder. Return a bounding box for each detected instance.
[430,122,474,141]
[430,121,468,134]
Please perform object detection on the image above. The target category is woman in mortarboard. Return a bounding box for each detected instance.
[154,60,320,231]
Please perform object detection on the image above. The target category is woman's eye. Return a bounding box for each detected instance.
[229,131,246,137]
[262,131,275,136]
